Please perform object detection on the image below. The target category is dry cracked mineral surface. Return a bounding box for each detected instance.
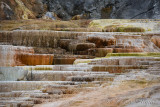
[1,0,160,107]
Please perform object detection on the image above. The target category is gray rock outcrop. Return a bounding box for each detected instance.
[43,0,160,20]
[0,0,160,20]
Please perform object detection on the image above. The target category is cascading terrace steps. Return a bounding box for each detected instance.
[0,28,160,107]
[0,81,102,107]
[27,70,114,81]
[1,30,160,66]
[1,56,160,106]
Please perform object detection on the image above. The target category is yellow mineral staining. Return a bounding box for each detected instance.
[15,0,35,19]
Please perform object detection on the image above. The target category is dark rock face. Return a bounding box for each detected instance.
[1,0,160,20]
[0,2,15,20]
[43,0,160,20]
[112,0,160,19]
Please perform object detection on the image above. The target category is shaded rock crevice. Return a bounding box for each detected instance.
[131,7,155,19]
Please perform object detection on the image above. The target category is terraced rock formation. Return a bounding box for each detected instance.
[0,19,160,107]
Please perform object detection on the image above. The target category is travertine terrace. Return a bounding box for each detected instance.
[0,19,160,107]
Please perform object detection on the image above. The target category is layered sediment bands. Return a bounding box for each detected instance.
[111,34,144,53]
[32,56,160,107]
[89,57,157,65]
[0,45,54,66]
[0,31,126,48]
[53,55,94,65]
[0,31,13,44]
[91,65,148,73]
[0,31,84,48]
[1,54,160,106]
[87,34,116,48]
[0,81,62,92]
[0,45,16,66]
[0,31,159,53]
[27,71,113,81]
[114,34,144,47]
[1,19,160,107]
[74,57,158,66]
[0,45,34,66]
[113,47,143,53]
[33,47,66,54]
[17,54,54,66]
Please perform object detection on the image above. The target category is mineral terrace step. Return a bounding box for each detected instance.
[23,65,149,72]
[91,65,149,73]
[27,71,113,81]
[88,57,159,65]
[148,67,160,70]
[69,76,114,82]
[125,69,147,72]
[138,61,160,65]
[0,90,48,98]
[0,100,34,106]
[0,81,88,92]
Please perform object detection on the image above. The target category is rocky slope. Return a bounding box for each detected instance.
[1,0,160,20]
